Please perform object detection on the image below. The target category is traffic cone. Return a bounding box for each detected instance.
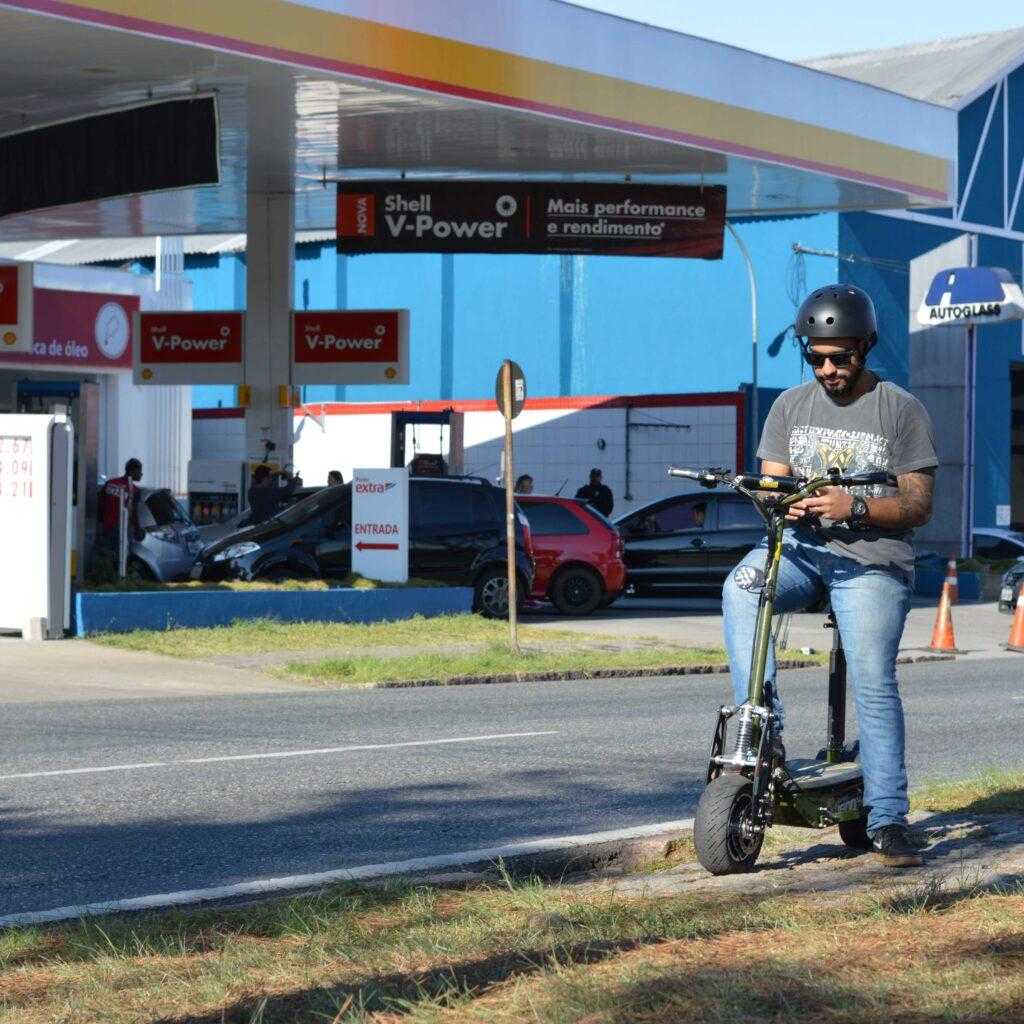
[1005,590,1024,653]
[944,558,959,604]
[928,580,959,653]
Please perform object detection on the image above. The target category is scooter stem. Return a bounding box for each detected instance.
[733,516,786,760]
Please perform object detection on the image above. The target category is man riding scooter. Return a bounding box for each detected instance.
[722,284,937,867]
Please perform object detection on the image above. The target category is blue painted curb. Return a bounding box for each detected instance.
[74,587,473,636]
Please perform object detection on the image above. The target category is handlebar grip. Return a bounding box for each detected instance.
[667,467,701,480]
[734,473,804,494]
[843,471,899,487]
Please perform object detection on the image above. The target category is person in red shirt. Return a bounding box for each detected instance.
[100,458,143,547]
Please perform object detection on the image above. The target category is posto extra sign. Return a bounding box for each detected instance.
[351,467,409,583]
[337,182,725,259]
[291,309,409,385]
[133,311,245,384]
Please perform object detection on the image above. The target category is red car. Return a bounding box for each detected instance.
[517,495,626,615]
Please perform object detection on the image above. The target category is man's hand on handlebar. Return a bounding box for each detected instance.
[787,486,853,523]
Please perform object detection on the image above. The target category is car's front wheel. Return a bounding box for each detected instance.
[256,564,316,585]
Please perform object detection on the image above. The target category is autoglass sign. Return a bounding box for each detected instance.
[337,182,725,258]
[916,266,1024,327]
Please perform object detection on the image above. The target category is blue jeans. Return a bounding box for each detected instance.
[722,530,912,835]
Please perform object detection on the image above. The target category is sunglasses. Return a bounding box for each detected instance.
[803,348,858,369]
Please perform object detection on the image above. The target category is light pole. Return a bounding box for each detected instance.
[726,221,758,467]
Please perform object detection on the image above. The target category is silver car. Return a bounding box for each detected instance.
[131,488,204,581]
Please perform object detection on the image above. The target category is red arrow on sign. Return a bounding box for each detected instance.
[356,541,399,551]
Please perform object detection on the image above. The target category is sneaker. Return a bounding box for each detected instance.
[871,825,923,867]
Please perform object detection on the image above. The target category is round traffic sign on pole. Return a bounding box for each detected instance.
[495,360,526,419]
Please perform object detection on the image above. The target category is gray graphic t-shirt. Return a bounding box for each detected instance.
[757,378,938,574]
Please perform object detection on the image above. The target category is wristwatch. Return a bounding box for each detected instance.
[848,495,870,529]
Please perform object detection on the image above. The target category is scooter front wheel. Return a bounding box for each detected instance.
[693,773,764,874]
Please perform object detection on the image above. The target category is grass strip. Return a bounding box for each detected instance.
[1,771,1021,1024]
[91,614,590,659]
[910,769,1024,815]
[279,643,823,688]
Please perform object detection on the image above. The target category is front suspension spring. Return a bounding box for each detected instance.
[733,706,755,760]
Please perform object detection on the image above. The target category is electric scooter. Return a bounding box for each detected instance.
[667,465,898,875]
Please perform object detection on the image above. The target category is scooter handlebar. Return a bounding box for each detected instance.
[667,467,723,488]
[838,470,899,488]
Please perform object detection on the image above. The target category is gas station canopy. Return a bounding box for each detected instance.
[0,0,955,242]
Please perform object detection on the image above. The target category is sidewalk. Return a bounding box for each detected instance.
[526,596,1019,660]
[0,635,307,703]
[1,597,1015,703]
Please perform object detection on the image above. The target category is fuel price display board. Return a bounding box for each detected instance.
[0,434,33,500]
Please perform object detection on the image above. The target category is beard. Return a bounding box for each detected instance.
[817,362,863,398]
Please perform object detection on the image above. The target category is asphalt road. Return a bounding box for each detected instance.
[2,657,1022,918]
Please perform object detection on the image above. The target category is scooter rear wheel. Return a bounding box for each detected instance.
[693,773,764,874]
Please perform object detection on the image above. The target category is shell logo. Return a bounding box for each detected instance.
[141,368,154,381]
[385,367,397,380]
[2,331,16,346]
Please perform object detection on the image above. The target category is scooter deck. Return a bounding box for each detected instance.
[784,757,862,791]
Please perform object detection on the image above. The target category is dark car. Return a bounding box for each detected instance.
[1000,558,1024,612]
[614,491,764,593]
[518,495,626,615]
[196,477,534,617]
[196,486,323,548]
[973,527,1024,562]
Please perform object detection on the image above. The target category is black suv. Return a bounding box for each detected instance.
[196,477,534,617]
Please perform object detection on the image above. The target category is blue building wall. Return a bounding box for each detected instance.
[188,213,839,417]
[840,211,1024,529]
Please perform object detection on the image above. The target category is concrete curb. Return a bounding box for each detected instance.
[74,586,473,636]
[0,820,694,928]
[303,652,955,689]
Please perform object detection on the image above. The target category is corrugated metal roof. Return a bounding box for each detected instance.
[0,230,336,265]
[803,26,1024,107]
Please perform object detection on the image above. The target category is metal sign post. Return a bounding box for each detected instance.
[496,359,526,652]
[118,489,129,579]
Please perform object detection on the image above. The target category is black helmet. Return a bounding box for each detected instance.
[794,284,877,353]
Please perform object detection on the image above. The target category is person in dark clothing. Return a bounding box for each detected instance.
[248,464,297,524]
[99,457,144,548]
[575,468,613,517]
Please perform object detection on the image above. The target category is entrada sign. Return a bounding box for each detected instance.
[916,266,1024,327]
[291,309,409,385]
[337,182,725,259]
[351,467,409,583]
[133,311,245,384]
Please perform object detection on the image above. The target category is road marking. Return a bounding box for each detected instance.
[0,817,695,928]
[0,731,560,782]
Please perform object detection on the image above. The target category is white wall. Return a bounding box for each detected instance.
[193,396,739,515]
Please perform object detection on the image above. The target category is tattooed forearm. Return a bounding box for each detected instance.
[864,469,934,531]
[896,471,934,527]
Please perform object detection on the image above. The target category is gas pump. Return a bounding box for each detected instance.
[16,379,100,580]
[187,459,249,527]
[390,409,464,474]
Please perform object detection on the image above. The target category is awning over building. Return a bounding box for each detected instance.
[0,0,955,242]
